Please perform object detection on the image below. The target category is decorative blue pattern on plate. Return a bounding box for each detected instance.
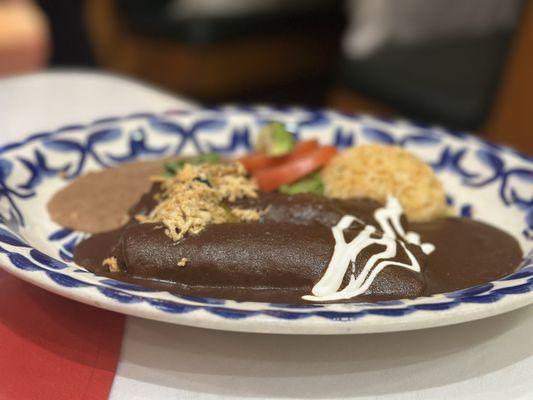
[0,107,531,334]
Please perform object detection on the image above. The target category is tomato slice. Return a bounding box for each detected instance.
[238,140,320,172]
[238,152,274,171]
[253,145,337,192]
[290,139,319,158]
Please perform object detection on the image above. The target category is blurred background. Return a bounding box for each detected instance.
[0,0,531,153]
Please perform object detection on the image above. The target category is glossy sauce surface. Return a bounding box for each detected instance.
[73,188,522,304]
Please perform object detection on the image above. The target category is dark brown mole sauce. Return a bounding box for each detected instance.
[74,190,523,304]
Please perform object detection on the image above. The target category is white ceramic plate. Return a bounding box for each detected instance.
[0,106,531,334]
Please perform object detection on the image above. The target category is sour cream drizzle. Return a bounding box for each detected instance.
[302,196,435,302]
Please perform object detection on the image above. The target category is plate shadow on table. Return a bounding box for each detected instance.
[118,305,533,398]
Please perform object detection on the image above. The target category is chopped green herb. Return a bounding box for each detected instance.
[255,122,295,157]
[163,161,181,176]
[279,172,324,195]
[163,153,221,176]
[220,203,239,223]
[192,153,221,164]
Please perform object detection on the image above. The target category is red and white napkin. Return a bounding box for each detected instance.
[0,270,125,400]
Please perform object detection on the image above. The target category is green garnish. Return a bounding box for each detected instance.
[279,172,324,195]
[255,122,295,156]
[220,203,239,223]
[163,153,221,177]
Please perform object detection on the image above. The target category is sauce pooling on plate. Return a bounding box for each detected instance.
[68,163,522,304]
[50,131,523,304]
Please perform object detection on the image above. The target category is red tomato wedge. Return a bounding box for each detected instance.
[238,140,320,172]
[290,139,320,158]
[253,145,337,192]
[238,152,273,171]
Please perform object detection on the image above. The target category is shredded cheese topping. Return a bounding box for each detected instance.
[139,162,260,241]
[102,256,119,273]
[177,257,189,267]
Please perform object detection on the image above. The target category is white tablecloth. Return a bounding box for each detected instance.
[1,71,532,400]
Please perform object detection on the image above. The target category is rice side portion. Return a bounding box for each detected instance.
[321,144,447,222]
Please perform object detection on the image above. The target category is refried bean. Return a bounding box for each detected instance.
[47,160,163,233]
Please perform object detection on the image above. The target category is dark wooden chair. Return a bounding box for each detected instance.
[329,2,533,153]
[86,0,343,104]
